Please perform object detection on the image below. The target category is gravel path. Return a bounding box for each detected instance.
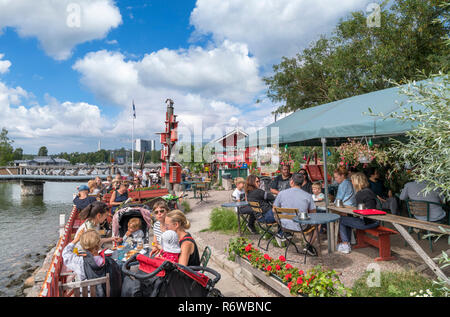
[177,189,449,292]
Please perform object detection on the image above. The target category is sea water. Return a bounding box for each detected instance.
[0,182,83,297]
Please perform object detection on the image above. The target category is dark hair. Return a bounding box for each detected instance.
[297,168,310,182]
[79,201,108,221]
[365,167,377,178]
[245,175,260,195]
[291,173,304,186]
[334,166,348,177]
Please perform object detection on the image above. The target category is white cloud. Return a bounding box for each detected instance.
[0,0,122,60]
[190,0,367,64]
[0,54,11,74]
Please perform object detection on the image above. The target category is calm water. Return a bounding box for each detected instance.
[0,182,83,297]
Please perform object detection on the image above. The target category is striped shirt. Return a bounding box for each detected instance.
[153,221,163,244]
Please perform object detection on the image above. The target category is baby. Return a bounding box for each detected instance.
[158,230,181,263]
[122,218,145,245]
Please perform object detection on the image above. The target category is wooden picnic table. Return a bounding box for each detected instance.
[316,201,450,284]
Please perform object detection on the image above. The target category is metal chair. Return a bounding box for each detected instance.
[231,194,251,235]
[60,273,110,297]
[405,199,449,252]
[248,201,278,251]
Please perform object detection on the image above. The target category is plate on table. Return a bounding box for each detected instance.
[104,249,114,255]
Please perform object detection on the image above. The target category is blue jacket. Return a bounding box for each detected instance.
[335,178,356,206]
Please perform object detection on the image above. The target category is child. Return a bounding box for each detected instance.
[311,182,325,202]
[232,177,246,201]
[62,229,122,296]
[158,230,181,263]
[122,218,145,245]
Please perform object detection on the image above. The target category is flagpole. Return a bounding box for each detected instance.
[132,100,134,173]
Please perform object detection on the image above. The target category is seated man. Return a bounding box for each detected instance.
[270,164,292,195]
[73,185,97,211]
[365,167,398,214]
[400,180,446,222]
[273,173,317,255]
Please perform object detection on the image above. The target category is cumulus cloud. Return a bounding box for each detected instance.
[190,0,367,64]
[0,54,11,74]
[0,0,122,60]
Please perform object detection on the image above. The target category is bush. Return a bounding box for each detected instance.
[180,200,191,213]
[208,207,238,233]
[352,270,444,297]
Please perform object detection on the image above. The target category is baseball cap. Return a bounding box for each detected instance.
[78,185,89,192]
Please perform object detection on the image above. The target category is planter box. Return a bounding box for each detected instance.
[235,256,293,297]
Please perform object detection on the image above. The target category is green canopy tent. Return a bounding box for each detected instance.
[245,77,439,253]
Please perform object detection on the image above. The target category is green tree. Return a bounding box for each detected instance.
[38,146,48,156]
[12,147,23,161]
[265,0,450,114]
[0,128,14,165]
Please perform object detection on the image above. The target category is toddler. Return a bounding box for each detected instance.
[158,230,181,263]
[232,177,246,201]
[122,217,145,245]
[312,182,325,202]
[62,229,104,281]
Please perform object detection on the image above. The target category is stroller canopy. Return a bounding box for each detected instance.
[112,206,153,238]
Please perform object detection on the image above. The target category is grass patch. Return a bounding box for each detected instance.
[180,200,191,213]
[352,270,444,297]
[208,207,238,234]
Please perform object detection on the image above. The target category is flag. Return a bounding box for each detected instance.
[132,100,136,119]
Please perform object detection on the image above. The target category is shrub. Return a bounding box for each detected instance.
[208,207,238,233]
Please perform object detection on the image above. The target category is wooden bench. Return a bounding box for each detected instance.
[353,226,399,261]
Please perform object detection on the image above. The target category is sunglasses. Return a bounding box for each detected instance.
[153,209,166,215]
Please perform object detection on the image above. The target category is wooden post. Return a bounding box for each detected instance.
[392,223,449,285]
[59,214,66,237]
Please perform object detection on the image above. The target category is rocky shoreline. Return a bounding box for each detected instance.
[12,243,56,297]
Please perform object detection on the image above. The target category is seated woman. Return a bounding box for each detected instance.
[73,185,97,211]
[337,172,380,254]
[333,167,356,207]
[246,175,276,224]
[365,167,398,214]
[150,201,170,256]
[297,168,313,194]
[165,210,200,266]
[74,201,120,251]
[109,182,129,214]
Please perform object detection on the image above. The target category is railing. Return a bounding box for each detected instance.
[39,206,79,297]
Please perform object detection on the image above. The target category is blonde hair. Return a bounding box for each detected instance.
[312,182,322,189]
[80,229,101,252]
[234,177,245,185]
[128,218,142,230]
[87,179,96,192]
[351,172,369,193]
[166,209,191,230]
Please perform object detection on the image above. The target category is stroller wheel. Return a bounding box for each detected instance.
[207,288,223,297]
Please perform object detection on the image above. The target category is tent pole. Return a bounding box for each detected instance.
[321,137,332,254]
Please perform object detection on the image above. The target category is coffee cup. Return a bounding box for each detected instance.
[335,199,343,207]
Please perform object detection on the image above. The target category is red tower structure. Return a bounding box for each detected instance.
[157,99,181,193]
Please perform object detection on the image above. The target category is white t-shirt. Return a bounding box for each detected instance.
[232,188,245,201]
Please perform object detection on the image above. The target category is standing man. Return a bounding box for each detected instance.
[270,164,292,195]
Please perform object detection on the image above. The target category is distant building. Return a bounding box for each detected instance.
[13,156,70,167]
[213,128,251,167]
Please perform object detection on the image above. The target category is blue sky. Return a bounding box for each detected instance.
[0,0,371,155]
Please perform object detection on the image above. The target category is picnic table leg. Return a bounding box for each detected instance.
[334,220,339,252]
[316,225,323,262]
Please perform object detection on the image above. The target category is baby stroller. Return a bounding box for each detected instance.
[121,254,223,297]
[112,206,153,240]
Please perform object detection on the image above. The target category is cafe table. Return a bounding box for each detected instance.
[221,201,249,236]
[293,213,340,264]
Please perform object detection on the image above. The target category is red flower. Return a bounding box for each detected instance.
[298,270,304,275]
[285,273,292,281]
[266,265,272,271]
[247,254,252,260]
[296,277,303,285]
[263,254,270,260]
[275,264,281,271]
[287,282,293,290]
[285,264,293,270]
[256,257,260,261]
[245,244,252,252]
[278,255,286,262]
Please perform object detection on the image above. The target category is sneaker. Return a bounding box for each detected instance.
[246,223,257,234]
[275,234,286,247]
[338,243,351,254]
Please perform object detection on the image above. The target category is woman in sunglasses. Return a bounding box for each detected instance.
[150,200,170,256]
[245,175,276,224]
